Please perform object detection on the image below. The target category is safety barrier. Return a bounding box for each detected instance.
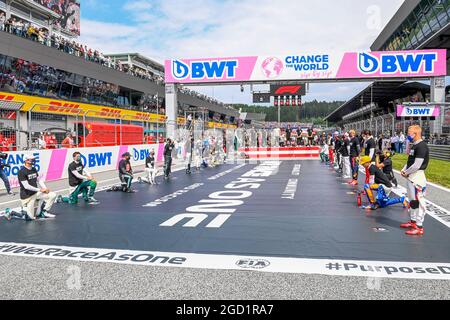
[429,145,450,161]
[0,143,165,190]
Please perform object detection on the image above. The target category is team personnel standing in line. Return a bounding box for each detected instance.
[18,154,56,220]
[58,152,98,204]
[362,130,376,184]
[348,130,361,185]
[164,138,175,179]
[144,149,158,185]
[401,125,430,236]
[118,152,134,193]
[334,135,343,172]
[360,156,407,211]
[341,133,351,179]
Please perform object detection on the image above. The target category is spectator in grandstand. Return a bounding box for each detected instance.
[57,152,99,205]
[18,154,57,220]
[4,17,12,33]
[0,11,6,32]
[37,133,47,150]
[61,132,76,148]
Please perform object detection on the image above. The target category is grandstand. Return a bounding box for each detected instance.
[325,0,450,142]
[0,0,238,150]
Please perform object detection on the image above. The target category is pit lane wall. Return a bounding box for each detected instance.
[1,144,165,190]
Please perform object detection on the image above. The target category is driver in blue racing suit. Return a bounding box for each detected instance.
[360,156,408,211]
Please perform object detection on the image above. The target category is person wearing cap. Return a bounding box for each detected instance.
[360,155,408,211]
[18,154,57,220]
[118,152,134,192]
[144,149,158,185]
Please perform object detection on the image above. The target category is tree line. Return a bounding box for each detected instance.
[232,100,344,124]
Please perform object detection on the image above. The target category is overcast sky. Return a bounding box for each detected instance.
[80,0,406,104]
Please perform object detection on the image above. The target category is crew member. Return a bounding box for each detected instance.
[360,156,407,211]
[307,128,314,146]
[400,125,429,236]
[341,133,351,179]
[363,130,376,184]
[58,152,98,204]
[18,154,57,220]
[334,135,343,172]
[61,132,75,148]
[164,138,174,179]
[348,130,361,185]
[119,152,134,192]
[0,151,13,195]
[145,149,158,185]
[320,141,329,164]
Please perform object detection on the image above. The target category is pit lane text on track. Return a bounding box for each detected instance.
[161,161,281,228]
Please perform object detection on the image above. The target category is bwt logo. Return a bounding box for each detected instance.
[236,259,270,269]
[133,148,150,161]
[358,52,438,74]
[406,108,432,116]
[172,59,238,80]
[80,152,112,168]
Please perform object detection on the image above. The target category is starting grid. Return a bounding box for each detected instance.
[0,160,449,281]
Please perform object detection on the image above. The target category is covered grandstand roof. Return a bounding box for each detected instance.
[324,81,430,123]
[104,53,164,72]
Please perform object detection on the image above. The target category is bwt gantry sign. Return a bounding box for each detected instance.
[165,50,447,84]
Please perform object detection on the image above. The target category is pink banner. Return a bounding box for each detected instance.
[165,50,447,84]
[336,50,447,79]
[396,105,441,117]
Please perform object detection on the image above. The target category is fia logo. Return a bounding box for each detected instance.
[236,259,270,269]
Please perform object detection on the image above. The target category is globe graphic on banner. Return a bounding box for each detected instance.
[261,57,284,78]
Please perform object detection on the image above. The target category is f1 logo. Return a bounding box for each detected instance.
[274,85,303,95]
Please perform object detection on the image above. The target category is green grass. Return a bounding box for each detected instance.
[391,154,450,189]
